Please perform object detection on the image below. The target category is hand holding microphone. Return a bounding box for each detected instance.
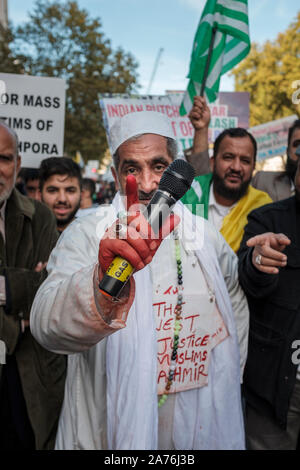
[98,175,179,273]
[98,159,195,299]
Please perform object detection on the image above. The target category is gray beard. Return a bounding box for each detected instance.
[0,174,16,204]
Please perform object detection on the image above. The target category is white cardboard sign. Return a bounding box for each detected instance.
[0,73,66,167]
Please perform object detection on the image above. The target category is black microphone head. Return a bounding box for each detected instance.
[158,159,195,200]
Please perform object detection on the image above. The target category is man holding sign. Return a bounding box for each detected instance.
[30,111,248,450]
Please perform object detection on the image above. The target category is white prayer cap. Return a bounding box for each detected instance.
[109,111,175,155]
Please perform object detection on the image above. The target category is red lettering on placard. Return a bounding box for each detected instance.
[183,368,192,382]
[157,336,171,355]
[197,364,207,378]
[157,354,170,367]
[194,334,210,347]
[162,286,182,296]
[163,286,172,295]
[177,352,185,365]
[153,301,165,317]
[212,326,224,339]
[157,318,174,332]
[186,334,195,348]
[211,105,227,117]
[179,121,194,137]
[185,314,200,332]
[157,369,168,385]
[171,121,177,136]
[179,121,189,136]
[163,318,173,331]
[201,335,209,346]
[164,303,173,317]
[107,104,119,117]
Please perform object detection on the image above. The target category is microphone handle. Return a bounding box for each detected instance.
[98,191,176,299]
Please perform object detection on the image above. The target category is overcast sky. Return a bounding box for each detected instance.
[8,0,300,94]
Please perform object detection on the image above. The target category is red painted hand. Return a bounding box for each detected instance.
[98,175,180,273]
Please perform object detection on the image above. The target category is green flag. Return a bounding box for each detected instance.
[180,0,250,115]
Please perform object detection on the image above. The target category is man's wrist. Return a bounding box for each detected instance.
[94,264,131,326]
[193,125,209,134]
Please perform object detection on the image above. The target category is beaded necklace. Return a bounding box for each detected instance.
[158,227,183,408]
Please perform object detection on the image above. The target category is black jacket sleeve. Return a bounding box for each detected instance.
[0,201,58,354]
[237,207,280,299]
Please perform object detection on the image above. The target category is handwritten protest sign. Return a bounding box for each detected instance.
[150,241,229,395]
[155,287,228,394]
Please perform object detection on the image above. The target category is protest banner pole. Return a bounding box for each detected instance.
[200,26,217,96]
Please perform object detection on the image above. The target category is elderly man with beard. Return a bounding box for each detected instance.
[186,99,300,204]
[237,157,300,449]
[39,157,82,234]
[181,127,272,252]
[30,111,249,450]
[0,121,66,449]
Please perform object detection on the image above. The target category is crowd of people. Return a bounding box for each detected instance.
[0,97,300,451]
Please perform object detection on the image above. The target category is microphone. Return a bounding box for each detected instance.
[98,159,195,299]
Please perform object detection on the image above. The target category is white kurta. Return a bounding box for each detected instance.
[30,197,249,450]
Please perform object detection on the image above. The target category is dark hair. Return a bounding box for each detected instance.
[39,157,82,190]
[213,128,257,163]
[82,178,96,197]
[288,119,300,147]
[22,168,40,184]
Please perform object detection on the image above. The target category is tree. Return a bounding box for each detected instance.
[1,0,139,162]
[231,12,300,126]
[0,24,25,74]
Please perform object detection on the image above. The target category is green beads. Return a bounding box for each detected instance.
[158,229,184,409]
[158,394,168,408]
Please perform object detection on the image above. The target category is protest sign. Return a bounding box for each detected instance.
[99,91,249,157]
[249,115,298,161]
[0,73,66,167]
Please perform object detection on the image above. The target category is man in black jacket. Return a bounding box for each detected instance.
[0,121,66,449]
[238,158,300,449]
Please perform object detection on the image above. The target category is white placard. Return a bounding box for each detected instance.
[0,73,66,168]
[249,114,298,161]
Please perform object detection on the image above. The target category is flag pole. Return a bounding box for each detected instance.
[200,26,217,96]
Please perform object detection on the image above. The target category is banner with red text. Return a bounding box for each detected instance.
[99,92,249,157]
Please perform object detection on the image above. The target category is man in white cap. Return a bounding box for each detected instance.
[30,111,249,450]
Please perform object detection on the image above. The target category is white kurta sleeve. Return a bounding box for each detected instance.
[30,212,135,355]
[207,224,249,379]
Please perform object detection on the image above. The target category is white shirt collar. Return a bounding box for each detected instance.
[209,183,236,212]
[209,183,217,208]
